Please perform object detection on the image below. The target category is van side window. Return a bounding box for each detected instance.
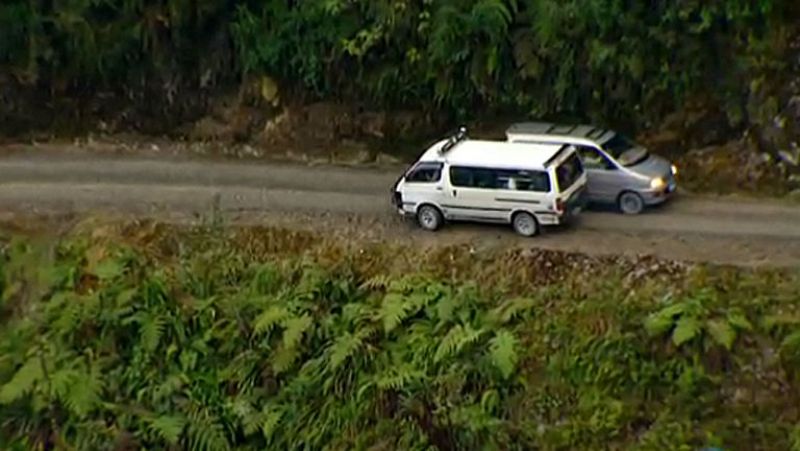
[449,166,551,192]
[449,166,474,187]
[495,169,551,192]
[406,162,443,183]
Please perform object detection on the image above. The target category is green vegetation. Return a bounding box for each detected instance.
[1,222,800,450]
[1,0,795,130]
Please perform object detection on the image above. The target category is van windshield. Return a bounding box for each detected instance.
[555,152,584,192]
[601,133,648,166]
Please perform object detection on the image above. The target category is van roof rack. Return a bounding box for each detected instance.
[438,126,468,155]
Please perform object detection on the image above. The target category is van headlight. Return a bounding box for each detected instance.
[650,177,666,189]
[671,164,678,176]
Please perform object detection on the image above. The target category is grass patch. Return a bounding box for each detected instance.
[0,221,799,450]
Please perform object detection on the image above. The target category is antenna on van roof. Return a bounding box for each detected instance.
[439,125,468,155]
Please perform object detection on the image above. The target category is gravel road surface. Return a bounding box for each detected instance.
[0,151,798,267]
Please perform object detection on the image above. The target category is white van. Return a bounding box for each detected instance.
[390,128,588,236]
[505,122,678,214]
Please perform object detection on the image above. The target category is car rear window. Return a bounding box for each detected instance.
[555,152,584,192]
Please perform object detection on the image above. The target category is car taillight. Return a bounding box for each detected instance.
[555,198,565,214]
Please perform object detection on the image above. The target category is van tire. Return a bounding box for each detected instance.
[618,191,645,215]
[416,204,443,231]
[511,211,539,237]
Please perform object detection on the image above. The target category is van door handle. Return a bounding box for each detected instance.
[435,186,443,191]
[452,189,458,197]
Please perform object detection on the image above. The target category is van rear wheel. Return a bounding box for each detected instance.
[618,191,645,215]
[512,212,539,237]
[417,205,443,231]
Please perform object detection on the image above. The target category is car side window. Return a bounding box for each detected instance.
[406,162,443,183]
[577,146,615,170]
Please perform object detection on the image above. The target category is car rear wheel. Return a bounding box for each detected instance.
[416,205,443,231]
[618,191,645,215]
[512,212,539,237]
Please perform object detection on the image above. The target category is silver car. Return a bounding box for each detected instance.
[505,122,678,214]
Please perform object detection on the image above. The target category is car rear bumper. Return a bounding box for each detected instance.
[553,186,588,224]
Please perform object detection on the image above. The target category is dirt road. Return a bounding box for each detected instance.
[0,151,799,267]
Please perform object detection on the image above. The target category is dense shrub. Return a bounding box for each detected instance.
[1,227,800,450]
[0,0,795,129]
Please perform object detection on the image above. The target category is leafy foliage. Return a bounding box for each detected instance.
[0,0,795,128]
[0,228,799,450]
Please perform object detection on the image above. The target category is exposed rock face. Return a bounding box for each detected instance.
[637,95,734,156]
[748,30,800,178]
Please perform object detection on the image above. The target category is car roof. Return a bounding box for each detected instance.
[418,138,567,170]
[506,121,614,142]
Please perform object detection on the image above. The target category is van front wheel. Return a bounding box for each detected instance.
[512,212,539,237]
[417,205,443,231]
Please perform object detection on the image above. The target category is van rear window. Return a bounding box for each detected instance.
[555,152,584,192]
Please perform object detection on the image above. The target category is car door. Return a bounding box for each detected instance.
[575,145,622,203]
[443,166,506,222]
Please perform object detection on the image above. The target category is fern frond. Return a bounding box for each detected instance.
[0,357,43,404]
[92,257,125,281]
[781,330,800,356]
[281,314,313,349]
[434,324,485,363]
[271,313,314,374]
[326,331,365,372]
[222,351,260,393]
[252,306,290,336]
[375,364,425,391]
[644,303,686,337]
[706,319,736,350]
[378,293,415,333]
[186,409,230,451]
[491,297,538,325]
[434,324,466,363]
[672,316,700,347]
[116,287,138,307]
[52,294,83,337]
[435,292,458,324]
[260,405,284,442]
[488,330,519,379]
[228,398,259,436]
[153,373,187,402]
[250,263,282,295]
[361,274,392,290]
[51,367,80,399]
[138,313,166,352]
[272,344,300,374]
[52,366,102,418]
[147,414,187,445]
[387,277,415,294]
